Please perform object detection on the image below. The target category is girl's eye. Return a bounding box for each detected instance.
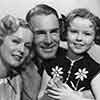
[84,32,91,36]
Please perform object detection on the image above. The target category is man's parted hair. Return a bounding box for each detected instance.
[26,4,59,24]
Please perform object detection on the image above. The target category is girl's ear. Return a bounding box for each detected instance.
[95,35,100,45]
[91,40,95,47]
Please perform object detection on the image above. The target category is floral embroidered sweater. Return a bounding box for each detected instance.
[42,48,100,91]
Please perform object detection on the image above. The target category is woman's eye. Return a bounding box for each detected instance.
[25,43,32,49]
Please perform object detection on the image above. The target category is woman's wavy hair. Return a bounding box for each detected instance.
[60,8,100,45]
[0,15,30,45]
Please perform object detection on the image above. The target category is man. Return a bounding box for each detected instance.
[22,4,100,100]
[22,4,62,100]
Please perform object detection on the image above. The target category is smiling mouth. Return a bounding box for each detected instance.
[74,43,84,48]
[13,55,23,61]
[41,45,56,50]
[43,48,55,52]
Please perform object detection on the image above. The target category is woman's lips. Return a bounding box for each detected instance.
[12,54,23,61]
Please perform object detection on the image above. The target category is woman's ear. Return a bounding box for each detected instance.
[0,21,5,46]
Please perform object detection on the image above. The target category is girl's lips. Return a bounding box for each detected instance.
[73,43,85,48]
[74,42,84,46]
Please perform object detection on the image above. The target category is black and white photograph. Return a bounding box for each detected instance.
[0,0,100,100]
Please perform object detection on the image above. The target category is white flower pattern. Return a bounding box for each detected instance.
[50,65,89,91]
[75,68,88,81]
[51,66,63,78]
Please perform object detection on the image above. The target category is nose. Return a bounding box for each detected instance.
[18,43,25,55]
[76,33,83,42]
[45,32,52,44]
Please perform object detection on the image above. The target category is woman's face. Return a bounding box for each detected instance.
[66,17,95,56]
[0,27,33,67]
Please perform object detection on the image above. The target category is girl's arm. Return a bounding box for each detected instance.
[91,72,100,100]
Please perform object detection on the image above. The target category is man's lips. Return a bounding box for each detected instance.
[41,44,57,49]
[43,48,54,52]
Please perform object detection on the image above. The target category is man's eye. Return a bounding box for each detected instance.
[50,29,60,33]
[35,31,46,35]
[12,40,20,44]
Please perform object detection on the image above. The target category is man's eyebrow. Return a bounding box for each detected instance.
[50,28,60,32]
[33,28,59,34]
[33,30,46,35]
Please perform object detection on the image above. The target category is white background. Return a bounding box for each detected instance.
[0,0,100,19]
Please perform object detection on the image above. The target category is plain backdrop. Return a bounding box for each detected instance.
[0,0,100,19]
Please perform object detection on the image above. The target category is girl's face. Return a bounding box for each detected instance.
[0,27,33,67]
[66,17,95,57]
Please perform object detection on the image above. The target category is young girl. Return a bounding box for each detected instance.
[39,8,100,100]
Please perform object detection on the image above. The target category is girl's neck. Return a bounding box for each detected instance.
[66,50,84,61]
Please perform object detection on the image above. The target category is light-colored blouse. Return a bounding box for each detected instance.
[0,75,22,100]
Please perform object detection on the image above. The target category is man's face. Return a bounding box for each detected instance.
[30,14,60,60]
[0,27,33,67]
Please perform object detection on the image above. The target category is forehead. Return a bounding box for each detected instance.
[70,17,94,31]
[10,27,33,42]
[30,14,59,31]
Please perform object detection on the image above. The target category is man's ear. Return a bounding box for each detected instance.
[59,14,67,41]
